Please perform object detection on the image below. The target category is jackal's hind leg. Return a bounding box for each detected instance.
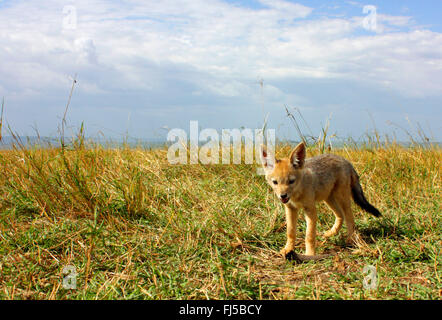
[323,196,344,238]
[339,196,356,244]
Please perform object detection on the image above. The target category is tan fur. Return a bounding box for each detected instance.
[261,142,378,258]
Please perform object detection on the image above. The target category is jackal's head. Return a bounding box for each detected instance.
[260,142,306,204]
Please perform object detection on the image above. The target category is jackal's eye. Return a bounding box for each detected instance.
[272,180,278,185]
[289,178,295,184]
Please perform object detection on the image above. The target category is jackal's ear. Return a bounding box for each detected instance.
[289,142,306,169]
[260,144,275,171]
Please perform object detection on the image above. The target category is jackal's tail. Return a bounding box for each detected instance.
[351,169,382,217]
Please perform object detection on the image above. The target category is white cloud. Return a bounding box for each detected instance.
[0,0,441,138]
[1,0,441,98]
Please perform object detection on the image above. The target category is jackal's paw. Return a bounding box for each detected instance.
[280,247,295,258]
[280,248,300,261]
[323,229,338,238]
[345,235,357,246]
[345,233,360,246]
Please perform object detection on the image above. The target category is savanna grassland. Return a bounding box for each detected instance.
[0,135,440,300]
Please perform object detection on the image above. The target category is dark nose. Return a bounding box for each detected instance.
[280,193,288,199]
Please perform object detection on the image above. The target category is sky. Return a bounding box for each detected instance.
[1,0,441,142]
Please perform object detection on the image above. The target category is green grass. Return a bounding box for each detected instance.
[0,138,440,300]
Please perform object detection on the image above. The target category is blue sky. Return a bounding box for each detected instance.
[0,0,441,142]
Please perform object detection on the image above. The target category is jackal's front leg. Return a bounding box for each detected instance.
[280,204,299,258]
[304,205,318,256]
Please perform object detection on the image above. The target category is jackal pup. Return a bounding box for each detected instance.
[261,142,381,258]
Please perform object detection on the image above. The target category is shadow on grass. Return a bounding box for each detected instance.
[358,218,405,243]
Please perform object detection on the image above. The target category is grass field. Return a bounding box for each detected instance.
[0,134,440,299]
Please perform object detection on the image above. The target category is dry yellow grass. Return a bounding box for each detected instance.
[0,137,440,299]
